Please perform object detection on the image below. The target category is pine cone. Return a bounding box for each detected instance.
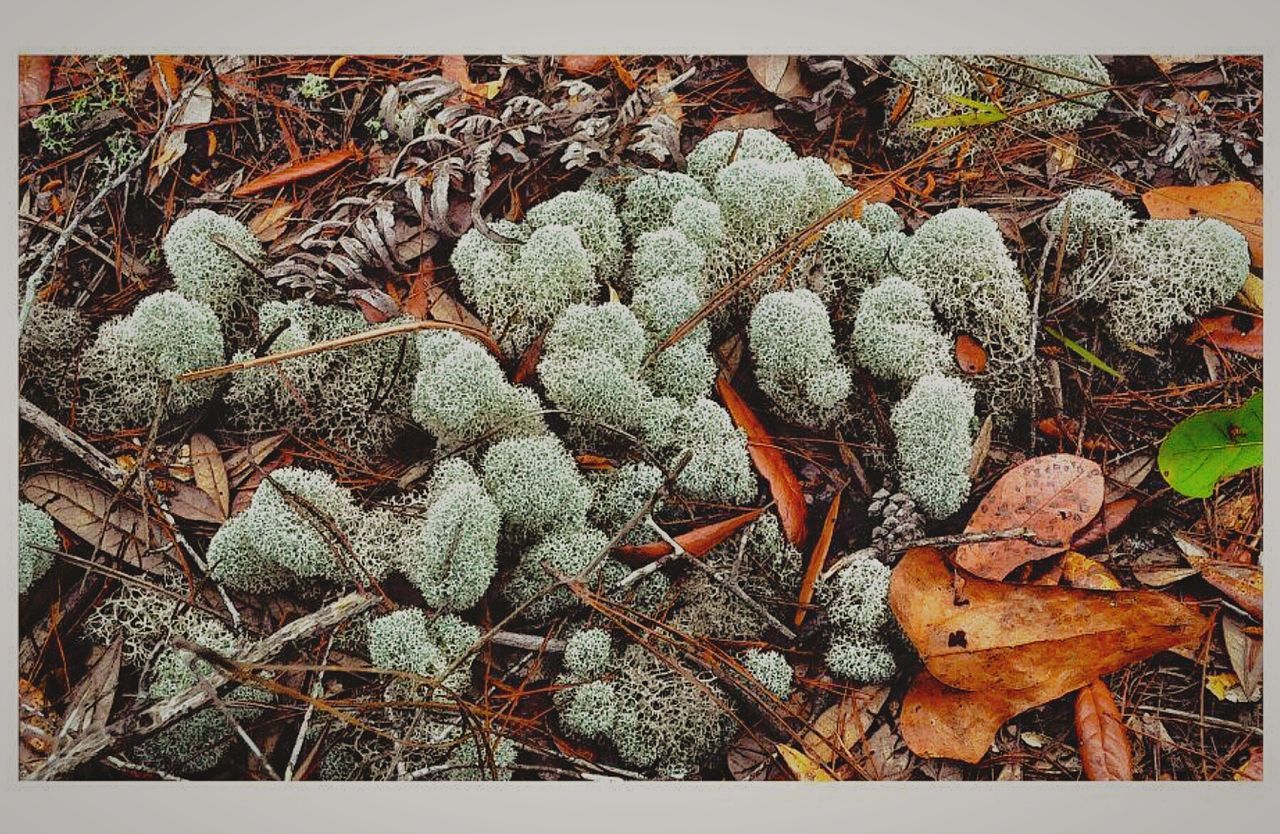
[866,482,925,564]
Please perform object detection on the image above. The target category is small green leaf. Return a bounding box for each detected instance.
[911,95,1007,130]
[1158,392,1262,498]
[1044,326,1124,380]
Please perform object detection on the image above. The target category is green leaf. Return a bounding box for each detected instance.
[912,95,1007,130]
[1044,326,1124,380]
[1158,392,1262,498]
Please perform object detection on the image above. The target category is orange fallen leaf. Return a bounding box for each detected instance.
[560,55,610,76]
[613,508,763,563]
[795,488,842,628]
[955,454,1105,580]
[1060,550,1122,591]
[1072,496,1140,550]
[1189,312,1263,359]
[1074,678,1133,780]
[891,548,1207,762]
[716,375,808,546]
[232,145,361,197]
[150,55,181,100]
[1035,416,1119,453]
[1183,551,1263,620]
[954,334,987,374]
[511,331,545,386]
[1143,181,1263,266]
[440,55,502,101]
[890,547,1208,695]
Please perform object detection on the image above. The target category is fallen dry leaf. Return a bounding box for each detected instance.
[1074,678,1133,780]
[1189,312,1263,359]
[713,111,782,132]
[776,743,837,781]
[1238,272,1263,312]
[890,547,1208,695]
[746,56,809,100]
[614,508,763,563]
[440,55,503,101]
[1143,181,1263,266]
[189,432,230,519]
[955,454,1105,580]
[795,488,842,628]
[1061,550,1122,591]
[1222,616,1262,700]
[954,334,988,374]
[1234,746,1263,781]
[560,55,610,76]
[146,81,213,194]
[247,200,297,244]
[716,375,808,546]
[225,433,288,489]
[19,55,53,122]
[233,145,361,198]
[800,685,890,765]
[56,635,123,745]
[166,480,227,525]
[21,473,156,568]
[1176,534,1263,619]
[898,668,1028,764]
[1072,496,1139,550]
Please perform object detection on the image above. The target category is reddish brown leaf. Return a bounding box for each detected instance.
[614,508,763,563]
[188,432,230,519]
[890,547,1209,694]
[795,488,841,627]
[954,334,987,374]
[1035,416,1119,453]
[1189,312,1263,359]
[1143,181,1263,266]
[511,331,545,386]
[403,271,432,321]
[560,55,610,76]
[21,473,156,569]
[1060,550,1122,591]
[955,454,1105,580]
[716,375,807,546]
[1072,496,1139,550]
[19,55,53,121]
[1074,678,1132,780]
[232,145,361,197]
[150,55,181,100]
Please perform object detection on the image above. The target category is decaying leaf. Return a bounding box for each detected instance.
[1074,678,1133,780]
[19,55,53,122]
[613,508,763,563]
[892,548,1207,762]
[166,480,227,524]
[1061,550,1122,591]
[224,433,288,488]
[955,454,1105,580]
[1143,181,1263,266]
[57,635,123,743]
[21,473,155,568]
[1072,496,1139,550]
[717,375,808,546]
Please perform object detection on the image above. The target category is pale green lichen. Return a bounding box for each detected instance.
[850,276,951,383]
[749,289,852,427]
[890,374,976,518]
[18,501,58,595]
[163,209,267,319]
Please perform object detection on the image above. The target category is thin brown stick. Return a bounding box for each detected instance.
[176,319,501,383]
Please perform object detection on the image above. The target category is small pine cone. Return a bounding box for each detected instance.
[868,481,926,563]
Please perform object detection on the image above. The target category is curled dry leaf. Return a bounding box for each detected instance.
[21,473,156,569]
[1142,181,1263,266]
[955,453,1105,580]
[613,508,763,563]
[795,488,841,627]
[1074,678,1133,780]
[716,375,808,546]
[954,334,988,374]
[232,145,362,198]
